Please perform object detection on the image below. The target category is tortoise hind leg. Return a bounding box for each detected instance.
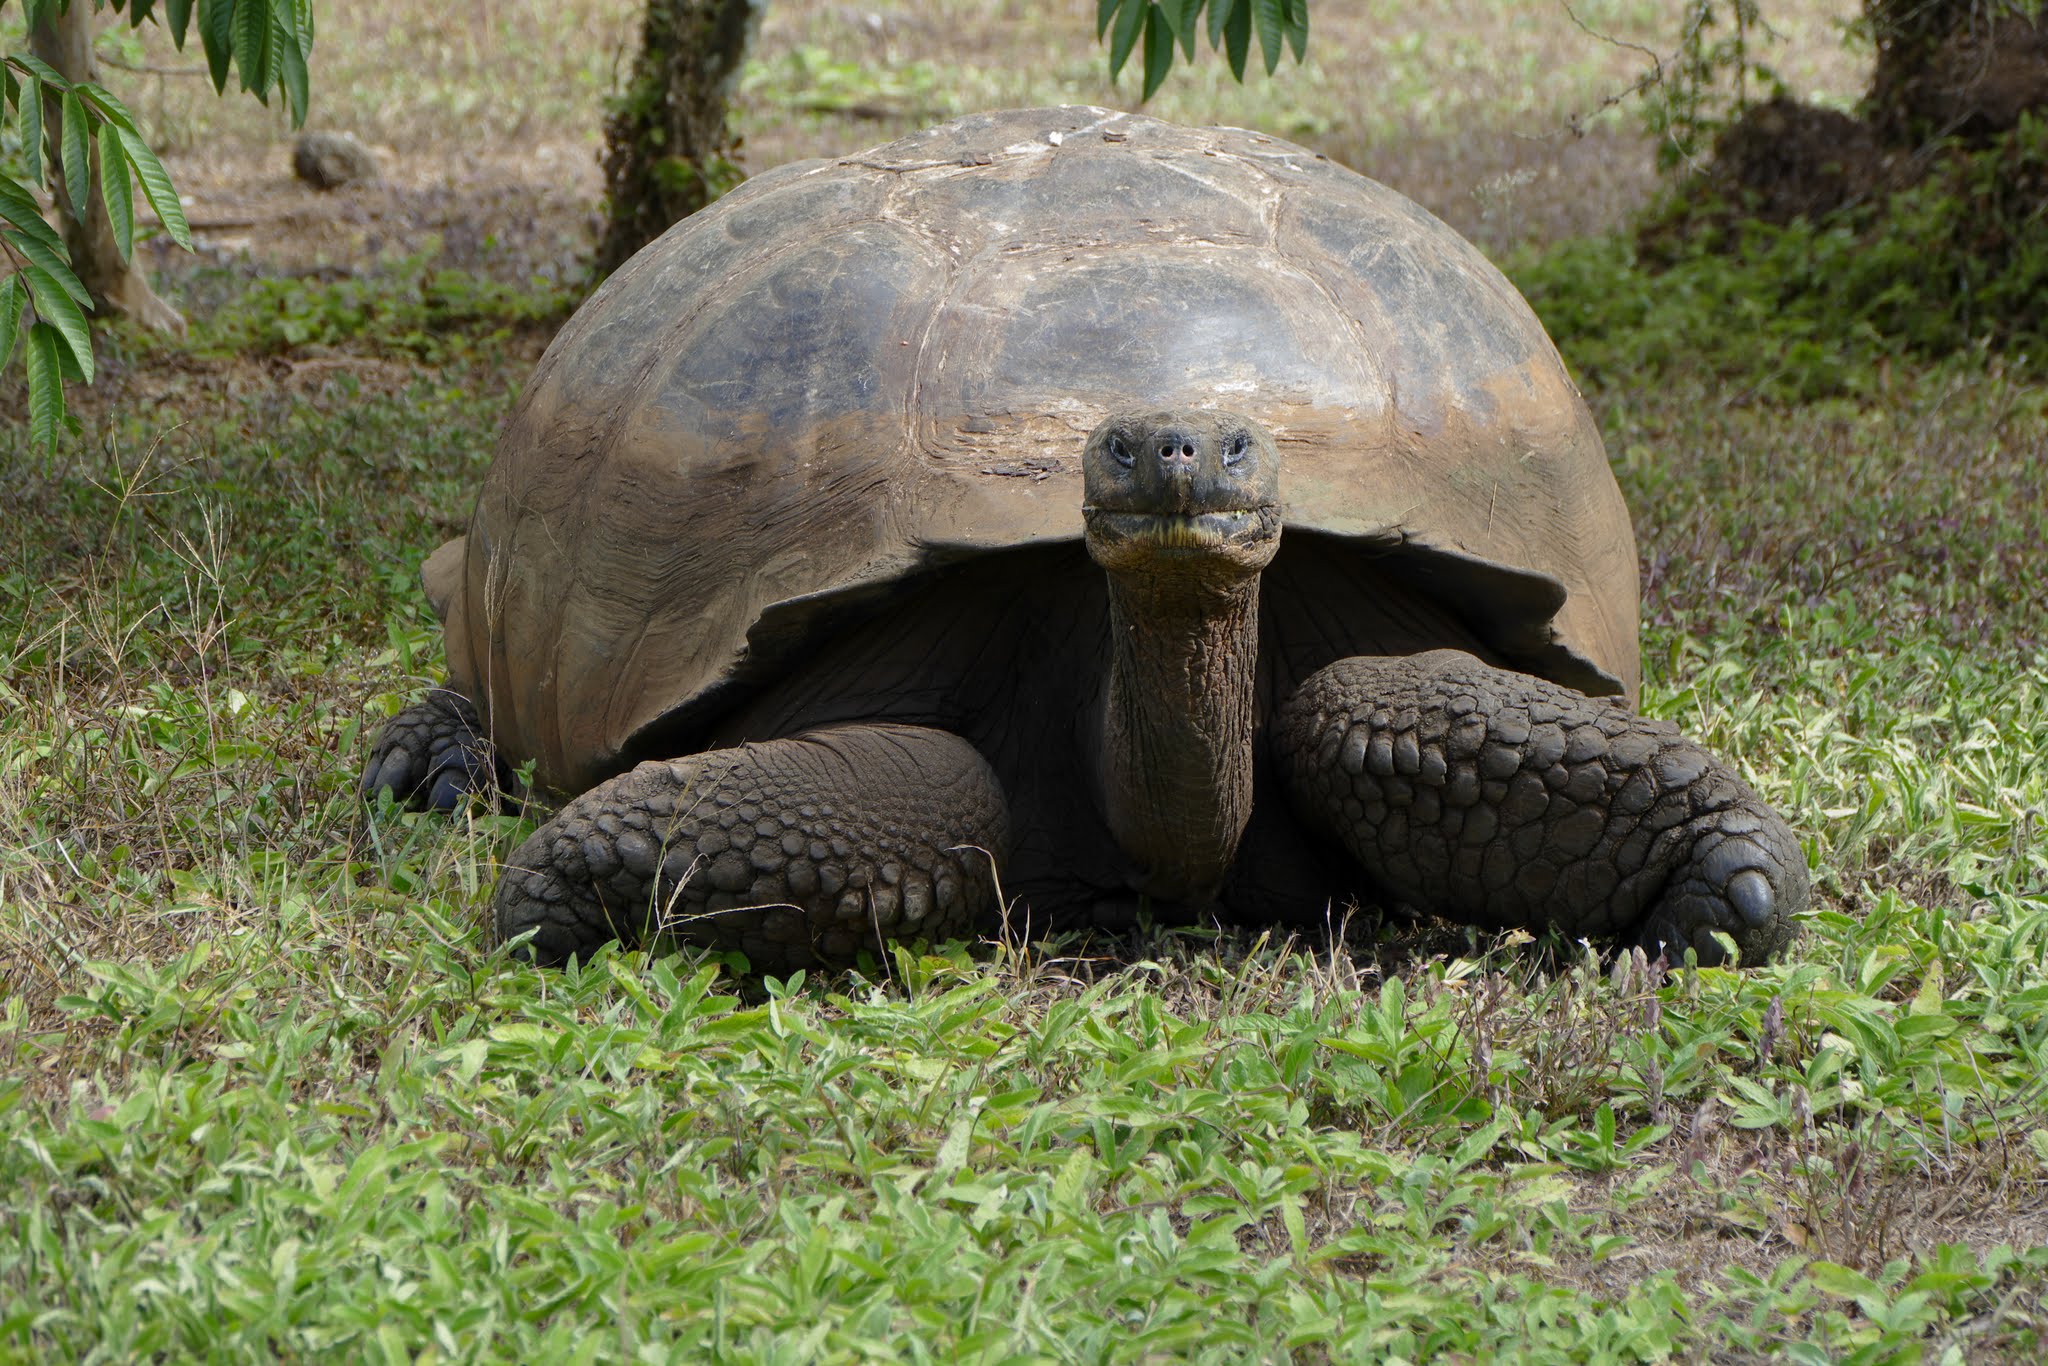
[492,723,1011,973]
[360,687,508,810]
[1273,649,1808,966]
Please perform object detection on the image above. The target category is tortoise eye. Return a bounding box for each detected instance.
[1224,433,1250,464]
[1108,434,1134,468]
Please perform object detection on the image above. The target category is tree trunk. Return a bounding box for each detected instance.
[30,4,186,337]
[595,0,764,277]
[1864,0,2048,145]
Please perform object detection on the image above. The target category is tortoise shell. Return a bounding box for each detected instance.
[431,106,1639,795]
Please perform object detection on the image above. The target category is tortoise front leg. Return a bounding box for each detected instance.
[360,688,508,811]
[1274,650,1808,966]
[492,724,1011,974]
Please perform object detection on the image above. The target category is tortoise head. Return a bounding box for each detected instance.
[1081,411,1282,581]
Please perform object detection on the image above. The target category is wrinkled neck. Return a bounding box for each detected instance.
[1096,569,1261,903]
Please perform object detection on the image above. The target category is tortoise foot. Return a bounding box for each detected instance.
[1623,803,1807,966]
[360,688,506,811]
[1275,650,1808,966]
[492,724,1011,973]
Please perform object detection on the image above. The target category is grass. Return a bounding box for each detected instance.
[5,0,2048,1360]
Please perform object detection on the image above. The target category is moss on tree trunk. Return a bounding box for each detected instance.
[595,0,764,277]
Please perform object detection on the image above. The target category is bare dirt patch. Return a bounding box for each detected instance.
[159,142,600,279]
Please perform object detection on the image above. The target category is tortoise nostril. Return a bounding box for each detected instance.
[1181,443,1194,458]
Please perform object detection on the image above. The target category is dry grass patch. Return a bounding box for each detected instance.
[28,0,1874,279]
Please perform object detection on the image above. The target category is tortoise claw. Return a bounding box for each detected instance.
[361,688,508,811]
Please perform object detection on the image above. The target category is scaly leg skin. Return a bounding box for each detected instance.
[1275,650,1809,966]
[492,724,1011,974]
[360,688,507,811]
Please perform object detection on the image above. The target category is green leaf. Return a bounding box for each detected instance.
[75,82,142,135]
[1141,6,1175,101]
[8,52,68,88]
[1253,0,1285,74]
[23,320,62,452]
[99,127,134,262]
[1283,0,1308,61]
[0,275,25,370]
[1108,0,1147,79]
[236,0,279,95]
[1171,0,1202,57]
[22,264,94,382]
[0,174,65,258]
[2,229,89,305]
[19,73,44,186]
[54,323,85,381]
[199,0,235,93]
[166,0,195,47]
[272,0,310,125]
[1096,0,1123,40]
[1156,0,1201,47]
[488,1022,556,1047]
[1207,0,1230,49]
[1808,1260,1882,1301]
[1223,0,1252,81]
[116,127,193,249]
[59,90,92,219]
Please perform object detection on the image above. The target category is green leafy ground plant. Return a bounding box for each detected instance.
[1513,121,2048,406]
[2,253,2044,1359]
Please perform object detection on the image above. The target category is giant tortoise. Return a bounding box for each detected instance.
[362,106,1809,972]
